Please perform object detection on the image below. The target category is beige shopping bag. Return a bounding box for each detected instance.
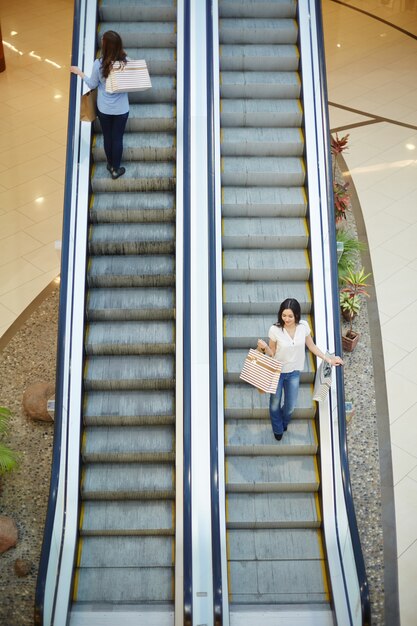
[106,59,152,94]
[80,89,97,122]
[239,349,282,394]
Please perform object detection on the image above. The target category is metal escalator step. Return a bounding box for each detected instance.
[78,536,174,567]
[223,312,313,346]
[221,127,303,156]
[222,186,306,217]
[221,71,300,99]
[83,390,175,426]
[91,162,175,193]
[219,19,297,45]
[226,492,320,529]
[219,0,296,19]
[90,191,175,223]
[123,48,176,75]
[225,418,317,455]
[86,288,174,321]
[221,156,304,186]
[226,455,319,492]
[81,500,174,535]
[85,321,175,355]
[228,528,324,560]
[87,255,175,288]
[123,103,176,131]
[99,0,177,22]
[222,216,307,248]
[223,281,311,314]
[221,99,302,128]
[223,249,309,281]
[83,424,174,462]
[228,560,328,603]
[97,22,176,48]
[74,567,173,603]
[224,348,314,384]
[82,462,175,500]
[128,76,176,103]
[93,132,175,163]
[84,355,175,391]
[88,223,175,255]
[224,383,314,419]
[220,44,298,72]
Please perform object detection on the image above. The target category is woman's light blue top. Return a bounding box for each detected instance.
[84,58,129,115]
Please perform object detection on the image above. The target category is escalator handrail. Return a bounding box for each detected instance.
[314,2,371,624]
[34,0,82,623]
[206,0,223,624]
[183,0,193,624]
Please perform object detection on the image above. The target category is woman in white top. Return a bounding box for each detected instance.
[257,298,343,441]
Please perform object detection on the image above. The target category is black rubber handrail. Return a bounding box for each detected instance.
[314,2,371,624]
[206,1,223,624]
[34,1,82,623]
[183,1,193,624]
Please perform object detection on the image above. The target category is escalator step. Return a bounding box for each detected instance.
[97,22,177,47]
[221,100,302,128]
[93,131,176,162]
[81,500,175,535]
[85,321,175,355]
[226,492,320,529]
[82,425,175,463]
[78,536,174,567]
[74,567,173,602]
[225,418,317,455]
[220,71,300,99]
[91,161,175,193]
[88,223,175,255]
[83,390,175,426]
[84,355,175,390]
[223,249,310,281]
[124,48,176,75]
[220,44,298,72]
[221,127,303,156]
[224,383,314,419]
[99,0,177,22]
[222,216,308,248]
[223,311,313,345]
[87,255,175,288]
[90,191,175,223]
[222,185,306,217]
[223,281,311,314]
[219,0,296,19]
[219,19,297,45]
[82,462,175,500]
[86,288,174,321]
[221,156,304,186]
[226,455,319,492]
[224,348,314,383]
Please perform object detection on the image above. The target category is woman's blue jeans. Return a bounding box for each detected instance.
[269,370,300,435]
[97,110,129,170]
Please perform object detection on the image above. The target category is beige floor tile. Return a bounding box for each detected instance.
[357,188,399,219]
[370,246,409,286]
[382,223,417,263]
[0,136,62,168]
[391,404,417,458]
[0,231,42,266]
[46,167,66,185]
[0,269,59,317]
[391,445,417,487]
[0,211,35,240]
[47,128,68,146]
[23,242,61,272]
[394,477,417,557]
[17,189,64,222]
[384,190,417,225]
[382,338,408,371]
[382,299,417,353]
[398,540,417,626]
[0,155,64,190]
[47,146,67,165]
[0,258,42,297]
[0,175,62,212]
[24,213,63,245]
[363,210,409,249]
[376,266,417,319]
[0,123,49,149]
[0,301,19,333]
[386,370,417,424]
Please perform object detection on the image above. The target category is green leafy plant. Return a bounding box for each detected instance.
[331,132,350,180]
[336,229,366,281]
[340,267,371,336]
[0,406,19,474]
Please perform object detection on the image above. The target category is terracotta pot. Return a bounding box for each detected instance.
[342,331,360,352]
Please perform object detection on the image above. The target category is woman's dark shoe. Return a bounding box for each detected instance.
[106,162,113,173]
[284,426,288,432]
[274,433,283,441]
[111,167,126,180]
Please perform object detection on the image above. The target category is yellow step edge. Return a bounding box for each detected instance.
[318,531,331,601]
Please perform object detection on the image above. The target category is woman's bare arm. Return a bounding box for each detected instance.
[305,335,343,365]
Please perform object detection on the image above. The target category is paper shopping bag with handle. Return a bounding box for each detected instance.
[313,353,333,402]
[239,349,282,394]
[106,59,152,93]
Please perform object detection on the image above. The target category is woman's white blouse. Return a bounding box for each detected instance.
[268,320,311,373]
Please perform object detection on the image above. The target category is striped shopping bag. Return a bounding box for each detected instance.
[313,355,333,402]
[239,349,282,394]
[105,60,152,94]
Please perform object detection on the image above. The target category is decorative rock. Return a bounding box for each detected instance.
[0,516,18,553]
[14,559,31,577]
[22,382,55,422]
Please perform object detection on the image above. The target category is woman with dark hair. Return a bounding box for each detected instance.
[70,30,129,179]
[257,298,343,441]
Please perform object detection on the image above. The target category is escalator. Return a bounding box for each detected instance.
[218,0,333,615]
[70,0,178,618]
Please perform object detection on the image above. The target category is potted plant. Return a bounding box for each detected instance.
[331,133,351,223]
[340,266,371,352]
[0,406,19,474]
[340,292,361,322]
[336,228,366,282]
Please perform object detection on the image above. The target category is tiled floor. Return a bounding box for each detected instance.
[1,0,417,623]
